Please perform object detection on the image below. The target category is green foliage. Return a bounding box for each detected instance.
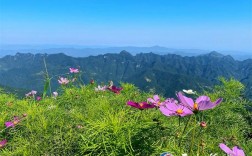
[213,77,245,100]
[0,78,251,155]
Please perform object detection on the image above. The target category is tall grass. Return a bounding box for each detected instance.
[0,77,251,155]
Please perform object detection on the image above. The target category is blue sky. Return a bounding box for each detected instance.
[0,0,251,51]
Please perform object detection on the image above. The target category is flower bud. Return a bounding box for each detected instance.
[76,125,83,129]
[200,121,207,128]
[36,96,42,101]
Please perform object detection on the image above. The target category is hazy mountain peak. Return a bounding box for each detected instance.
[208,51,224,57]
[15,52,34,57]
[223,55,235,62]
[120,50,131,55]
[119,50,133,59]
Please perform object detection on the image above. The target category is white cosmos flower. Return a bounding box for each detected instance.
[182,89,196,94]
[95,85,107,91]
[52,92,58,98]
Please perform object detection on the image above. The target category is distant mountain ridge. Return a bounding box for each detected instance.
[0,51,251,99]
[0,46,251,60]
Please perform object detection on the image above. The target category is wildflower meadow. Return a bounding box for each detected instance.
[0,68,251,155]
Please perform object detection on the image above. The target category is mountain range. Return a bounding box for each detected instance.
[0,51,251,99]
[1,46,251,60]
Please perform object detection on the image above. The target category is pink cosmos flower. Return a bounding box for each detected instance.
[25,93,31,97]
[25,90,37,97]
[164,98,179,104]
[159,101,193,117]
[5,116,20,128]
[0,139,7,148]
[219,143,245,156]
[147,95,164,107]
[58,77,70,85]
[177,92,222,112]
[127,101,155,110]
[69,68,79,73]
[108,85,123,94]
[31,90,37,95]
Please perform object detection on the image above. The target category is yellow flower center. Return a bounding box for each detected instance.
[176,109,183,114]
[193,103,198,110]
[157,102,161,106]
[13,121,18,125]
[0,144,2,147]
[139,103,144,107]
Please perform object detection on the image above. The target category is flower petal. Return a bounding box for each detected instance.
[180,106,194,117]
[0,139,7,148]
[153,95,160,102]
[142,102,156,109]
[219,143,232,154]
[196,96,210,104]
[127,101,139,108]
[198,101,215,110]
[5,121,14,128]
[198,98,223,110]
[177,92,194,108]
[214,98,223,105]
[147,98,155,104]
[232,146,245,156]
[159,105,173,116]
[166,102,179,111]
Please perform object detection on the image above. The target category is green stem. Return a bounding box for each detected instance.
[43,57,52,97]
[196,128,203,154]
[201,142,204,156]
[197,142,200,156]
[179,115,192,147]
[0,127,9,133]
[178,116,181,126]
[200,131,205,156]
[189,116,196,156]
